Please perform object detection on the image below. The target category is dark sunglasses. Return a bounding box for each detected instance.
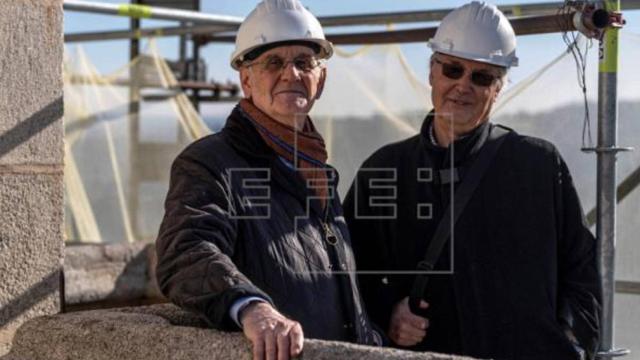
[433,58,500,87]
[245,54,323,74]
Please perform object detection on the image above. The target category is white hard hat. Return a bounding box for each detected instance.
[428,1,518,67]
[230,0,333,70]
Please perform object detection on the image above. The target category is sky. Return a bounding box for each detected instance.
[64,0,640,83]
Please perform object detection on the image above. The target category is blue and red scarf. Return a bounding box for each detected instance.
[239,99,330,209]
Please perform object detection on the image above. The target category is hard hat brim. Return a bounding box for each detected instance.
[231,38,333,70]
[428,41,518,68]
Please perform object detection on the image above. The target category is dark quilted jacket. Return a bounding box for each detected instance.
[155,104,377,344]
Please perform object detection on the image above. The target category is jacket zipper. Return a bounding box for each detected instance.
[322,202,338,246]
[323,222,338,246]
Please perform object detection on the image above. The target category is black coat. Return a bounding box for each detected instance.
[343,114,601,359]
[156,104,377,344]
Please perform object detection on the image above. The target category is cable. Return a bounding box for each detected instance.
[557,1,594,150]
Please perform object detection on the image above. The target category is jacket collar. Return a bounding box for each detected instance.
[221,104,274,163]
[420,110,492,166]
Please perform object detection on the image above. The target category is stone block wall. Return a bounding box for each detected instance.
[0,0,64,355]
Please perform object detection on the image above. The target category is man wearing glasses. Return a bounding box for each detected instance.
[155,1,379,359]
[344,2,601,359]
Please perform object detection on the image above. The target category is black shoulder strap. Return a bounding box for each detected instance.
[409,126,511,314]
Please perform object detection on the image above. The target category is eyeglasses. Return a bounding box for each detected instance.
[433,58,500,87]
[244,54,323,74]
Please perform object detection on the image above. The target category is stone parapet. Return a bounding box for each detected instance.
[4,304,480,360]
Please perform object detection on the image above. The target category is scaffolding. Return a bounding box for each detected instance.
[62,1,640,358]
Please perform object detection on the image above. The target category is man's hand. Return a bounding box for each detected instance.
[387,297,429,347]
[240,302,304,360]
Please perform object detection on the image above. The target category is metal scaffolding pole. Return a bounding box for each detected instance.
[317,1,578,25]
[63,0,242,25]
[64,24,231,43]
[595,0,630,358]
[192,1,201,111]
[316,0,633,25]
[65,12,579,44]
[179,21,188,79]
[63,0,640,43]
[128,0,141,243]
[62,0,640,28]
[199,13,578,45]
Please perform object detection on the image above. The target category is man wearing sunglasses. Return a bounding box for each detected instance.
[155,1,380,359]
[344,2,601,359]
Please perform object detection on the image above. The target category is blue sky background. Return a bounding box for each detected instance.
[64,0,640,87]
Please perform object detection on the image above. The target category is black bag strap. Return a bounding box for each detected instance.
[409,125,511,314]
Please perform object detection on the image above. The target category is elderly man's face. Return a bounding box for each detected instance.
[240,45,326,128]
[429,53,504,133]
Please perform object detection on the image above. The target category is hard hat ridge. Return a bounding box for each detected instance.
[262,0,304,12]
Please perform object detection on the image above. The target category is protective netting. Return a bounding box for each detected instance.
[64,33,640,244]
[64,32,640,353]
[64,40,211,244]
